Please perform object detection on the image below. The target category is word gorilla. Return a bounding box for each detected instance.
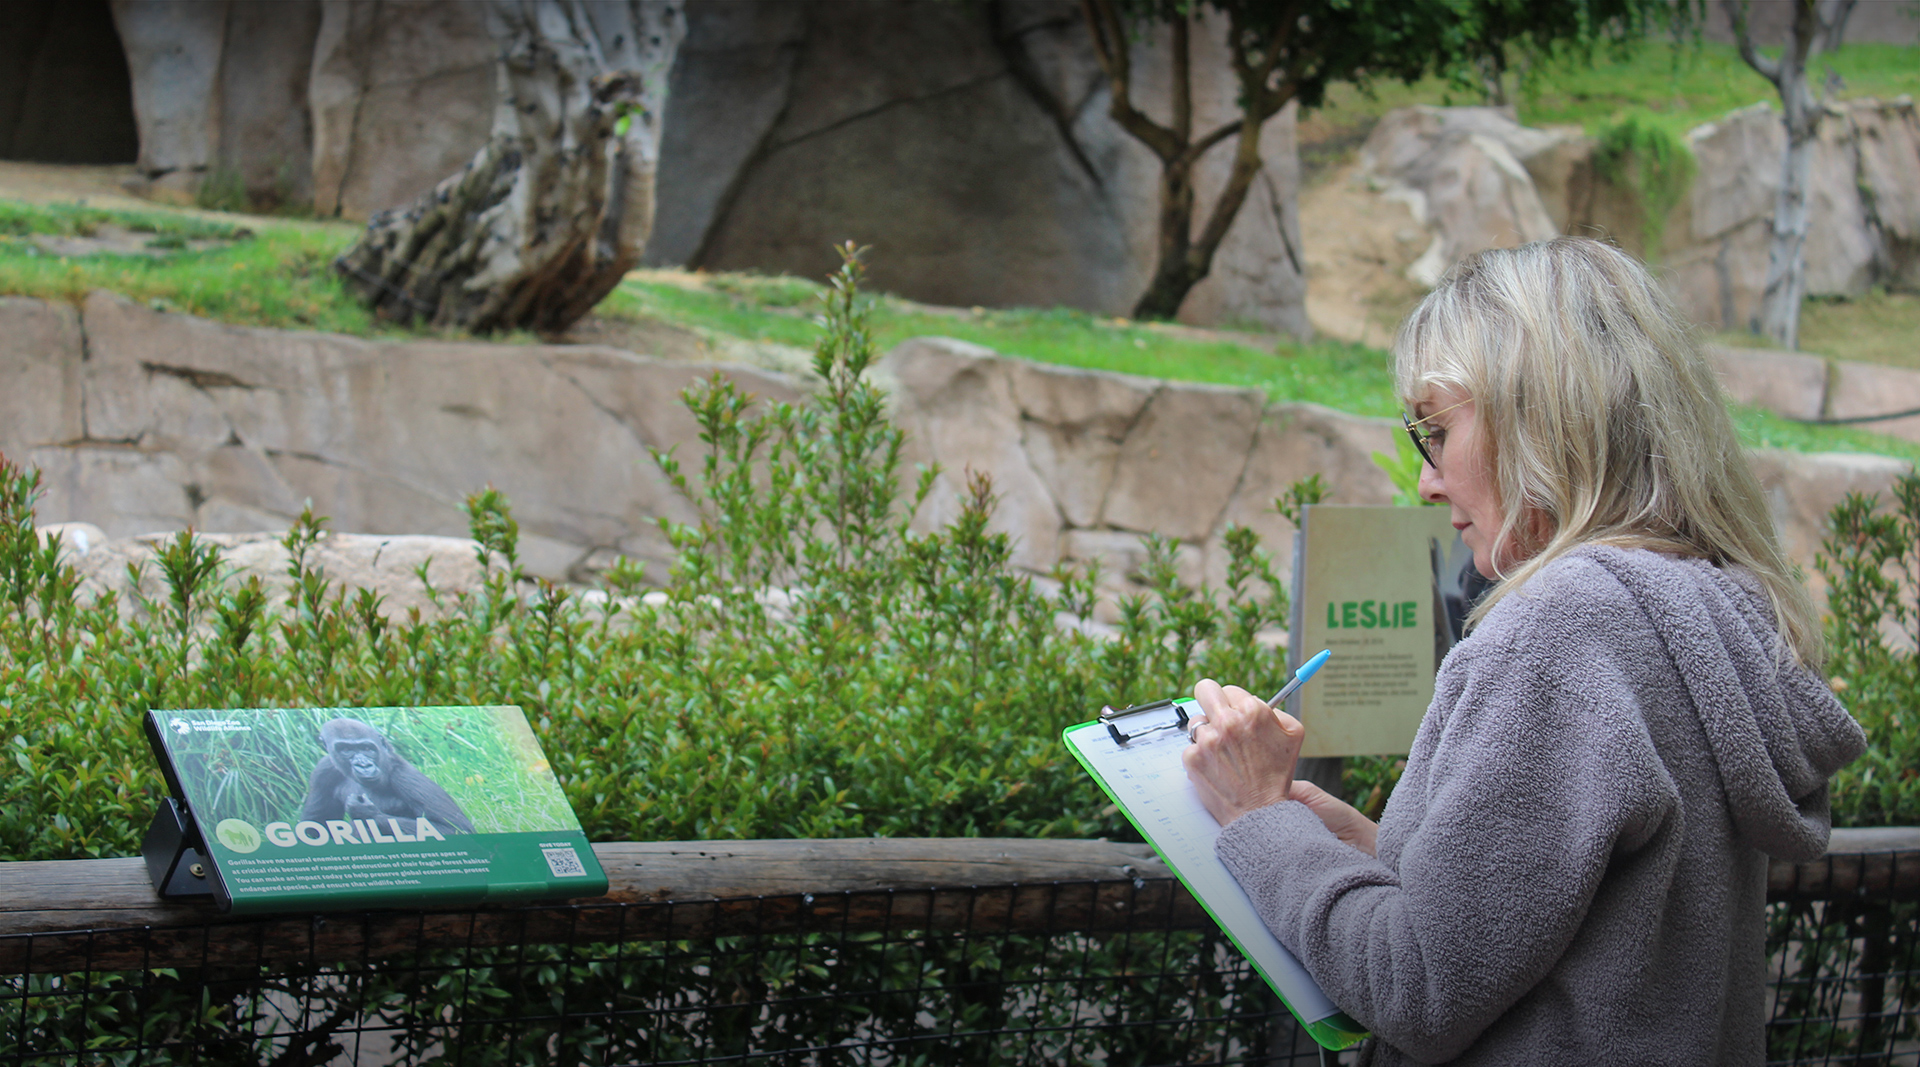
[299,718,475,838]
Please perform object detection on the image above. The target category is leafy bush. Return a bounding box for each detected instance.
[1819,469,1920,828]
[0,242,1310,1064]
[1592,114,1696,260]
[0,243,1298,864]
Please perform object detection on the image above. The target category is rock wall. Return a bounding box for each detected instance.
[2,295,1908,613]
[1359,100,1920,333]
[2,291,803,584]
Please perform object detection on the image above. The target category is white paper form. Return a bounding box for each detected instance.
[1065,703,1342,1026]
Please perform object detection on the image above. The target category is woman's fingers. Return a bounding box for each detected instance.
[1289,780,1380,857]
[1182,678,1307,826]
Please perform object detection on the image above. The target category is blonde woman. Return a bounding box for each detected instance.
[1184,238,1865,1065]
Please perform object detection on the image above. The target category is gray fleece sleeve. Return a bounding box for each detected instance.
[1216,597,1678,1060]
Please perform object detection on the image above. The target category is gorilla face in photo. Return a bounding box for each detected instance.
[299,718,476,836]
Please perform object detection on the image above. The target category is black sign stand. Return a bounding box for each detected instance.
[143,796,216,901]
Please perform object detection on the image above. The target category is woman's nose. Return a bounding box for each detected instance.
[1418,460,1445,503]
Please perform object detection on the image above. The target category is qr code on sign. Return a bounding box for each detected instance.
[542,846,587,877]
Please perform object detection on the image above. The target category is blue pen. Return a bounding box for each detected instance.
[1267,648,1332,707]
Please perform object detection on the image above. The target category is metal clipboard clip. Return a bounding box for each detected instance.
[1097,698,1189,745]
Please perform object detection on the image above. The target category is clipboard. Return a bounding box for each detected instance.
[1065,698,1368,1051]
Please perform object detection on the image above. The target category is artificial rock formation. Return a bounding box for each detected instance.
[4,295,1909,613]
[649,0,1307,331]
[108,0,322,207]
[98,0,1308,332]
[1356,100,1920,334]
[1668,98,1920,330]
[1357,106,1575,288]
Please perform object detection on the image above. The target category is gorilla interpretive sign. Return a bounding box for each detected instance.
[142,706,607,914]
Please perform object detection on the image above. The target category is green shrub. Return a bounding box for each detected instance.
[0,243,1301,863]
[1819,469,1920,828]
[1592,114,1696,260]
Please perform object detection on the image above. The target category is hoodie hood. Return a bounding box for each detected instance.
[1583,547,1866,861]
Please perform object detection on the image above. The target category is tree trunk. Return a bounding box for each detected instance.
[1756,78,1817,348]
[1081,1,1294,323]
[1727,0,1855,350]
[335,0,684,336]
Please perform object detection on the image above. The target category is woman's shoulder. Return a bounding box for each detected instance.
[1468,545,1744,658]
[1476,545,1649,628]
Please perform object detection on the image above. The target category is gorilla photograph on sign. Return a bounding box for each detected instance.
[146,705,602,913]
[299,717,477,839]
[151,705,579,848]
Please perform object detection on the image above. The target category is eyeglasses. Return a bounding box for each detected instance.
[1402,399,1471,470]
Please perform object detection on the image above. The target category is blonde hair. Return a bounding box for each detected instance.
[1394,237,1821,665]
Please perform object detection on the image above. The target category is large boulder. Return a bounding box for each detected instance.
[1357,106,1574,287]
[1354,99,1920,334]
[110,0,323,207]
[655,0,1308,332]
[1664,99,1900,331]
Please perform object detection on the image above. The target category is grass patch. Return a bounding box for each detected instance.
[1800,290,1920,371]
[1295,39,1920,180]
[606,275,1402,415]
[0,196,1912,463]
[1732,404,1920,466]
[0,197,374,333]
[1519,40,1920,141]
[0,199,242,241]
[1713,290,1920,372]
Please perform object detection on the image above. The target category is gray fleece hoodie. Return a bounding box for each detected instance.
[1216,545,1866,1066]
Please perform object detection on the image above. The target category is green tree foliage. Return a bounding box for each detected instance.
[1081,0,1692,321]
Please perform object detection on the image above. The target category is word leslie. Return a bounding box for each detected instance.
[1326,599,1420,630]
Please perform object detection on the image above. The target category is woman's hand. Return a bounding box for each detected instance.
[1182,678,1305,826]
[1289,780,1379,857]
[1182,679,1383,856]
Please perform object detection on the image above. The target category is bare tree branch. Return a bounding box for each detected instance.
[1724,0,1782,86]
[1081,0,1184,162]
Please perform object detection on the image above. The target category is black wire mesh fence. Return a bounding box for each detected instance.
[1767,830,1920,1066]
[2,833,1917,1067]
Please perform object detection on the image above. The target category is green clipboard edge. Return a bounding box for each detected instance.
[1065,713,1370,1053]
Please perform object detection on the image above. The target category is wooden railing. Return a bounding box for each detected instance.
[4,828,1916,975]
